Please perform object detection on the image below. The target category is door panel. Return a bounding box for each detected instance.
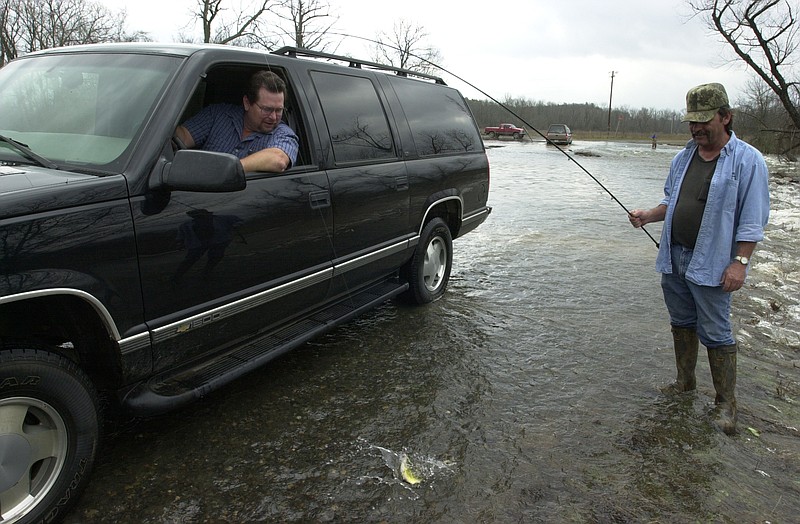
[309,70,411,293]
[133,170,333,371]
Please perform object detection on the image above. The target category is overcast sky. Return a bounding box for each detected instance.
[99,0,753,113]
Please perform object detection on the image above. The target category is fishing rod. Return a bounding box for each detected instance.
[329,32,661,249]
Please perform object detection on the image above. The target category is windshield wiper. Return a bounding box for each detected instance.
[0,134,59,169]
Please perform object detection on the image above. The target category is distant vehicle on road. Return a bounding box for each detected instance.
[546,124,573,145]
[484,123,526,140]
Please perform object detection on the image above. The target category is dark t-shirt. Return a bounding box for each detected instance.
[671,149,718,249]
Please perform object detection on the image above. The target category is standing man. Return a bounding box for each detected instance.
[176,70,299,172]
[629,83,770,435]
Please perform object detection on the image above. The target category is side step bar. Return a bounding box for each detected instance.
[122,279,408,417]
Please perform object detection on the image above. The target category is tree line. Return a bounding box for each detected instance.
[467,98,687,138]
[467,87,795,157]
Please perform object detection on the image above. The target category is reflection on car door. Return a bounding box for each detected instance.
[133,169,333,371]
[309,70,411,295]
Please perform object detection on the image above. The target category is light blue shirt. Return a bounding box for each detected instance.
[655,131,770,286]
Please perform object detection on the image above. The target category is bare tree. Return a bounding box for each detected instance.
[273,0,339,52]
[188,0,277,48]
[371,19,443,75]
[1,0,141,65]
[689,0,800,135]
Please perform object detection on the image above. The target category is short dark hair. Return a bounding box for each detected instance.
[246,71,286,103]
[718,105,733,133]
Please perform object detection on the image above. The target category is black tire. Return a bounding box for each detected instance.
[487,131,496,139]
[0,348,99,524]
[512,132,520,140]
[401,217,453,304]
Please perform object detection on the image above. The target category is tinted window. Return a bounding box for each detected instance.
[389,77,481,156]
[311,71,395,163]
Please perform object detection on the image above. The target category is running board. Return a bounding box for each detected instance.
[122,279,408,417]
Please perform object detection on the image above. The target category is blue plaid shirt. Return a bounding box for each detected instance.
[183,104,299,167]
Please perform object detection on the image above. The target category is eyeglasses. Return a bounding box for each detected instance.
[253,103,284,116]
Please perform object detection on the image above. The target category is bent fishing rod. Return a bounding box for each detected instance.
[329,32,661,249]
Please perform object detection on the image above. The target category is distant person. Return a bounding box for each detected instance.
[628,83,770,435]
[651,133,657,149]
[175,70,299,172]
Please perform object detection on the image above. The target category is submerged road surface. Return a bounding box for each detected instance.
[65,140,799,523]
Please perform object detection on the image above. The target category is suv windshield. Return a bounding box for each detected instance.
[0,52,179,171]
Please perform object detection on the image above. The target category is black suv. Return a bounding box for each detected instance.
[0,43,490,522]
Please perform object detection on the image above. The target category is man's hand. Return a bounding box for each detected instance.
[720,262,747,292]
[629,204,666,228]
[629,209,646,228]
[174,125,196,149]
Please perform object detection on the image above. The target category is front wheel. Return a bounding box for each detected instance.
[401,218,453,304]
[0,348,99,524]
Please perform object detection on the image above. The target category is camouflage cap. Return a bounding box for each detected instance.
[682,83,729,123]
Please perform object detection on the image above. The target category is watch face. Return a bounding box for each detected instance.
[737,256,749,265]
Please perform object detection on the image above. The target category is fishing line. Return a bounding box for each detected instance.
[328,32,660,248]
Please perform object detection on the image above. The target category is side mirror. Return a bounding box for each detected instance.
[159,150,246,192]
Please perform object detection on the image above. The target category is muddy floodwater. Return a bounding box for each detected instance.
[65,140,799,523]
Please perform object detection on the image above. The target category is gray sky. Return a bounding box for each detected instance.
[100,0,753,113]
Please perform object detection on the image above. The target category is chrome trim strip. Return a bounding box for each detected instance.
[332,238,414,277]
[151,267,334,343]
[0,288,122,340]
[2,238,422,348]
[462,207,490,225]
[118,332,151,355]
[419,196,463,234]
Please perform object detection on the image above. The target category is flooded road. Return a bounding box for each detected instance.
[65,140,799,523]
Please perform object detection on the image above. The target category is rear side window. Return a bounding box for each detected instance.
[389,77,482,156]
[311,71,395,164]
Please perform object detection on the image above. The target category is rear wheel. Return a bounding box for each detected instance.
[401,218,453,304]
[0,348,99,524]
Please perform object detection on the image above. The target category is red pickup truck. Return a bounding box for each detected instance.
[484,123,526,139]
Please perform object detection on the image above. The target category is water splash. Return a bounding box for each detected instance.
[362,441,455,488]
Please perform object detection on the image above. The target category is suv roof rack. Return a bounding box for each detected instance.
[272,46,446,85]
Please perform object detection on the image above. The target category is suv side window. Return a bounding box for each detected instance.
[389,77,482,156]
[311,71,395,163]
[178,64,310,168]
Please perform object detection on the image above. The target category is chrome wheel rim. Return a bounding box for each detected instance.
[422,235,447,292]
[0,397,68,523]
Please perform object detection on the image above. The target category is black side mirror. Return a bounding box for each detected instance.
[159,150,246,192]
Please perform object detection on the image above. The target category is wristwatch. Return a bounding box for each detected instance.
[734,255,749,266]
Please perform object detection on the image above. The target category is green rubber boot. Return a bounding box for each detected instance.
[661,326,699,394]
[707,344,738,435]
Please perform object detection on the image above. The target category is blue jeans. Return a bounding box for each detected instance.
[661,244,735,347]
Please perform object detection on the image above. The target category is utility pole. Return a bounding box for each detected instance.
[607,71,617,136]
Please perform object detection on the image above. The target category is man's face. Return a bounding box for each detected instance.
[243,88,285,134]
[688,112,730,151]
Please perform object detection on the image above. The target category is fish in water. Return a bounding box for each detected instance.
[400,454,422,485]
